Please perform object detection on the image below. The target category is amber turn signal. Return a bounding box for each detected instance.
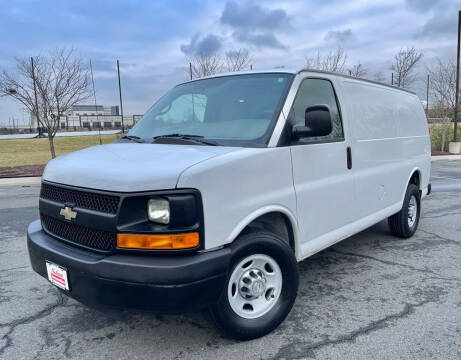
[117,232,199,250]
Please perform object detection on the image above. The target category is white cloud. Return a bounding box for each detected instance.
[1,0,460,124]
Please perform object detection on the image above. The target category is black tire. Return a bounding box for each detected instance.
[210,230,298,340]
[388,183,421,238]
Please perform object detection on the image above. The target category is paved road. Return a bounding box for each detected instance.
[1,161,460,359]
[430,159,461,192]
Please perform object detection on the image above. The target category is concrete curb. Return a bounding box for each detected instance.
[0,177,41,187]
[431,155,461,161]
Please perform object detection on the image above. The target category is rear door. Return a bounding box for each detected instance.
[289,77,356,255]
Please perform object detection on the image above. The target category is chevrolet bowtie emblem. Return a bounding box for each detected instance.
[59,206,77,221]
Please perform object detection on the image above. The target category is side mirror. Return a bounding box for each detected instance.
[292,104,333,139]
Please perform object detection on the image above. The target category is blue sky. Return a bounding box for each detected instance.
[0,0,460,125]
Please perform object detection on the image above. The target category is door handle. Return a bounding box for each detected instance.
[347,147,352,170]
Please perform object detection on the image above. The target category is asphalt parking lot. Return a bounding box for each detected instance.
[1,160,460,359]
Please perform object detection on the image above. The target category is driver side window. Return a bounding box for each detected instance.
[291,78,344,143]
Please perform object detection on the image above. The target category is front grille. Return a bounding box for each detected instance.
[40,183,120,214]
[41,214,116,252]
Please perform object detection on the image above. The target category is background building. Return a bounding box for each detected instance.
[65,105,119,117]
[30,105,142,130]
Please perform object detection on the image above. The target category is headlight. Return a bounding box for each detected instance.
[147,198,170,224]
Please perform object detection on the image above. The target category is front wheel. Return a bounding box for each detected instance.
[388,183,421,238]
[210,231,298,340]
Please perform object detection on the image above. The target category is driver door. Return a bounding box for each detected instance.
[289,77,356,257]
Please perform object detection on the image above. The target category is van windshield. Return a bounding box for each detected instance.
[128,73,293,147]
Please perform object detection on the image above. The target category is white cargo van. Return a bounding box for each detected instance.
[28,69,431,339]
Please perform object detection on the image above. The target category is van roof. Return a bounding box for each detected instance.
[299,68,416,95]
[183,68,416,95]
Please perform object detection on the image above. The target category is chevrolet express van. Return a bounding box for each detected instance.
[28,69,431,339]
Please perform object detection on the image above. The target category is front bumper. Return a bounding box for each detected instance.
[27,220,230,312]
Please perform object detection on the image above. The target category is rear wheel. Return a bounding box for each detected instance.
[388,183,421,238]
[210,231,298,340]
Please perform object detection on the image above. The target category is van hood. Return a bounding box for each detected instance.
[43,143,239,192]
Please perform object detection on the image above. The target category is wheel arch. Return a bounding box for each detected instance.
[407,168,422,190]
[226,206,299,259]
[401,168,422,204]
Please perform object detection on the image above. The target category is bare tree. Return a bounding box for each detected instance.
[189,49,252,79]
[190,54,223,79]
[225,49,251,72]
[372,71,387,83]
[305,47,348,73]
[348,62,367,78]
[390,46,423,88]
[427,58,458,115]
[426,58,459,151]
[0,48,90,158]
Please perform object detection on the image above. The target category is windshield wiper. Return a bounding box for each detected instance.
[153,133,205,139]
[120,135,145,143]
[153,134,217,146]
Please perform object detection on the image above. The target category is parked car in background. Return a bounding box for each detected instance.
[28,69,431,339]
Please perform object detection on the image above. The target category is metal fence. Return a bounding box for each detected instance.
[0,115,143,134]
[59,114,143,129]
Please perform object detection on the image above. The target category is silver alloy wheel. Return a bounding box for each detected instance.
[407,195,418,228]
[227,254,282,319]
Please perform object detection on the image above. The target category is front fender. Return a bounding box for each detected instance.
[177,147,297,252]
[226,205,299,257]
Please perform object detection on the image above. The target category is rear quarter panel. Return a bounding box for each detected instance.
[338,79,430,219]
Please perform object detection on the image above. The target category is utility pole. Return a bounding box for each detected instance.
[453,10,460,142]
[31,57,41,136]
[90,59,102,144]
[426,74,430,116]
[391,72,394,86]
[189,62,193,80]
[117,60,125,134]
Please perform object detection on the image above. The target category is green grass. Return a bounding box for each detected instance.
[0,134,120,168]
[1,125,456,168]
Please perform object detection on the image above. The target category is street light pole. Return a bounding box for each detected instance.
[117,60,125,134]
[453,10,460,142]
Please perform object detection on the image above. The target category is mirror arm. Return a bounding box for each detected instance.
[292,125,313,140]
[292,127,300,141]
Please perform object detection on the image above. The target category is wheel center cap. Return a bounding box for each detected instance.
[251,280,265,297]
[238,268,266,299]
